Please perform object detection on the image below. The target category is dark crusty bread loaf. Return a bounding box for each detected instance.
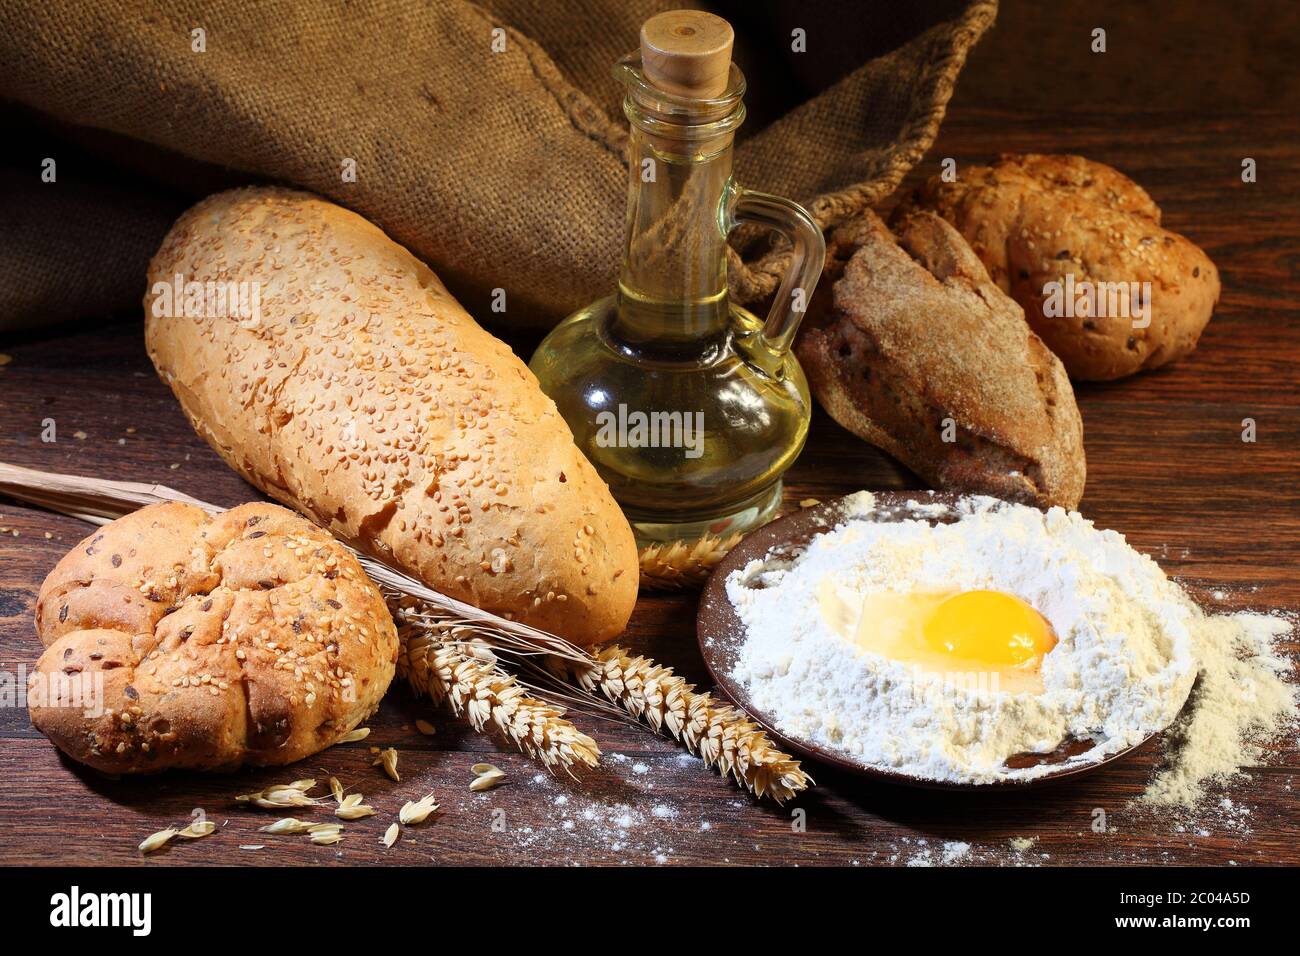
[144,188,637,645]
[797,209,1086,510]
[896,154,1220,380]
[30,502,398,774]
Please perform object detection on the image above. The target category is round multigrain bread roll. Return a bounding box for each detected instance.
[144,187,637,645]
[29,501,398,774]
[896,154,1220,381]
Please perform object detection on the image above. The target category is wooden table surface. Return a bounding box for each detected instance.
[2,104,1297,866]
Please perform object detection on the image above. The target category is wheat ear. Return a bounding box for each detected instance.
[397,616,601,774]
[559,645,811,803]
[638,532,743,591]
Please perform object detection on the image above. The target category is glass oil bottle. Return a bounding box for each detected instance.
[529,11,825,542]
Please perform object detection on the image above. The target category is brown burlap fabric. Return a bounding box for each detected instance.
[0,0,996,334]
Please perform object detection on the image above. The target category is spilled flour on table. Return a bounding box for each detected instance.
[508,788,675,864]
[885,838,988,867]
[495,764,706,865]
[1008,836,1038,854]
[1138,609,1297,809]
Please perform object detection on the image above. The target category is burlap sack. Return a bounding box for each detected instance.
[0,0,996,334]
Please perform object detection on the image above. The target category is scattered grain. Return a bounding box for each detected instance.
[335,801,377,821]
[372,746,400,781]
[470,768,506,792]
[399,793,439,825]
[259,818,314,835]
[177,819,217,839]
[139,828,178,854]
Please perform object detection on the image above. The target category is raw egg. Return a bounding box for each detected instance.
[818,582,1057,692]
[921,590,1056,669]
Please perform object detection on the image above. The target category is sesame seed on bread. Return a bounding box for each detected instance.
[30,501,398,774]
[144,188,638,645]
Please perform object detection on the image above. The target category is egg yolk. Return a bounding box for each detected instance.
[817,581,1058,692]
[921,589,1056,669]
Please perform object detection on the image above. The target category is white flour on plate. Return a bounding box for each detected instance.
[727,494,1296,789]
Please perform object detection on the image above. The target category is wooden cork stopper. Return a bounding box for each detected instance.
[639,10,734,99]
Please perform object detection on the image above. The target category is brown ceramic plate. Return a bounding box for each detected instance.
[697,491,1187,791]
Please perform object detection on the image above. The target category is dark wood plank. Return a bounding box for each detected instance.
[1,107,1297,866]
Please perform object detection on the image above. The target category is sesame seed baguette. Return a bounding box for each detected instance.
[144,188,637,645]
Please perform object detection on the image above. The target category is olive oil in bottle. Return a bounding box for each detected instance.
[529,11,825,543]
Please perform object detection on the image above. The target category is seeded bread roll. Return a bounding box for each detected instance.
[29,501,398,774]
[797,209,1085,510]
[144,188,637,645]
[896,154,1220,380]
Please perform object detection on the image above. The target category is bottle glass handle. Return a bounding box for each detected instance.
[726,183,826,373]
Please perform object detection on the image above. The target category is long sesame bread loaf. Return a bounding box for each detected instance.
[144,188,637,645]
[30,501,398,773]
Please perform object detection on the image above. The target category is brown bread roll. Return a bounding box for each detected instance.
[797,209,1085,510]
[29,502,398,774]
[896,154,1220,380]
[144,187,637,645]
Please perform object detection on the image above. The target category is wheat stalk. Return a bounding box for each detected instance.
[638,532,743,591]
[547,646,812,804]
[395,612,600,773]
[0,462,810,801]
